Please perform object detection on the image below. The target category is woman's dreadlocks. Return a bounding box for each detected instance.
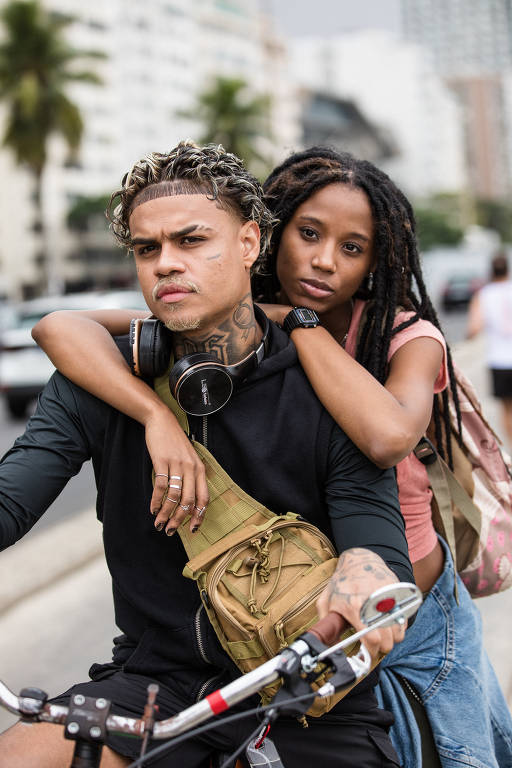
[254,146,461,466]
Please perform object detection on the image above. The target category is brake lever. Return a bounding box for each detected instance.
[316,582,422,665]
[293,582,422,701]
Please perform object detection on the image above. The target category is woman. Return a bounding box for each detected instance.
[33,147,512,767]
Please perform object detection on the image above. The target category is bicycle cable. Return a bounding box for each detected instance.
[218,718,269,768]
[125,690,317,768]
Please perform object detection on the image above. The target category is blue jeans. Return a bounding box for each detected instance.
[376,536,512,768]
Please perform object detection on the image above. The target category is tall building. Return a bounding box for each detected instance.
[0,0,299,298]
[401,0,512,199]
[289,30,466,200]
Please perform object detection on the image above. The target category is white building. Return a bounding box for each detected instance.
[289,29,467,200]
[401,0,512,199]
[0,0,299,298]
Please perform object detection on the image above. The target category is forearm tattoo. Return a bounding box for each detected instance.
[326,548,395,605]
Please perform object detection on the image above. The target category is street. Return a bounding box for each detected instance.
[0,398,96,537]
[0,303,511,735]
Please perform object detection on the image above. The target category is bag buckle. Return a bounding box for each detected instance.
[414,437,438,465]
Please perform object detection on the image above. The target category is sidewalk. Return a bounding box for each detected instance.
[0,507,103,617]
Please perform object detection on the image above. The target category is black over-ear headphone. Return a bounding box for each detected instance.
[129,305,269,417]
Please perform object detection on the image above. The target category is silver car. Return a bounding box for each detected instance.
[0,290,147,419]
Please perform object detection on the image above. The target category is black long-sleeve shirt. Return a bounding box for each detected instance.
[0,320,412,703]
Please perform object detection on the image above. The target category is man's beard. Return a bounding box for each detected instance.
[164,313,201,332]
[152,278,201,331]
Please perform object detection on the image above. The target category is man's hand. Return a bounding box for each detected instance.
[316,548,407,658]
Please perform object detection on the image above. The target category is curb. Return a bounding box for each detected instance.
[0,507,103,616]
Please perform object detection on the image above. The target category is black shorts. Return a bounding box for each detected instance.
[490,368,512,398]
[50,670,400,767]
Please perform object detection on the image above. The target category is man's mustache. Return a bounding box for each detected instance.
[152,278,200,302]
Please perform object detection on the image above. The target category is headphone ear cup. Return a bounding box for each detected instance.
[137,318,172,379]
[129,318,141,376]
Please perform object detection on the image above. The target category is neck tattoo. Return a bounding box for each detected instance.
[173,294,259,365]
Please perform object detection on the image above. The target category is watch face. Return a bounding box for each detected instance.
[283,307,320,334]
[294,308,318,324]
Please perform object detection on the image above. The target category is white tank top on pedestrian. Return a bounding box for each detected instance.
[479,280,512,368]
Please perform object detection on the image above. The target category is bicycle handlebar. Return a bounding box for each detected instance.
[0,583,422,752]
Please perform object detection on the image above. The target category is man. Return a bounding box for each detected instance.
[0,141,412,767]
[467,250,512,446]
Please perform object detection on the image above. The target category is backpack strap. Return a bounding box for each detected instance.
[415,438,481,601]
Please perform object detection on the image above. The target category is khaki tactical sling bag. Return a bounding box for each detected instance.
[154,371,361,716]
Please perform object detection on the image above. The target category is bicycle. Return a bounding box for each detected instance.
[0,582,421,768]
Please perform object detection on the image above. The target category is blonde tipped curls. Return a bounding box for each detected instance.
[106,140,276,259]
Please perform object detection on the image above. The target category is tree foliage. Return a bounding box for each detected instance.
[183,76,271,177]
[0,0,103,175]
[0,0,104,290]
[414,206,464,251]
[67,194,110,231]
[475,198,512,244]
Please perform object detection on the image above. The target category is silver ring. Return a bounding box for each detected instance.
[166,496,180,503]
[194,506,206,517]
[170,475,182,481]
[155,473,169,479]
[178,504,191,512]
[168,483,182,490]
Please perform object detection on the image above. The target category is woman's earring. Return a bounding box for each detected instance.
[367,271,374,291]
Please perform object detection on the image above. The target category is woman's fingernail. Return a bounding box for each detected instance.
[192,526,199,533]
[151,509,158,516]
[166,527,176,537]
[155,522,164,531]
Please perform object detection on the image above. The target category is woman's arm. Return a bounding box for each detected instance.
[32,309,209,532]
[291,326,442,467]
[260,298,443,468]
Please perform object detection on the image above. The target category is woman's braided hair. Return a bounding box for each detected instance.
[107,139,276,259]
[256,146,461,464]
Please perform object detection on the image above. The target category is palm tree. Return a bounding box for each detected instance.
[0,0,104,292]
[185,76,272,177]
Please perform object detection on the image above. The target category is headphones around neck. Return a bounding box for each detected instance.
[129,305,269,417]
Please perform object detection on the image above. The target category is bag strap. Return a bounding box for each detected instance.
[415,438,481,600]
[153,368,279,561]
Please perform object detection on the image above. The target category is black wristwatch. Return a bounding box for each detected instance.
[282,307,320,335]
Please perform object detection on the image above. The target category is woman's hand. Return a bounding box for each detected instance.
[316,548,407,659]
[256,303,292,327]
[145,407,209,535]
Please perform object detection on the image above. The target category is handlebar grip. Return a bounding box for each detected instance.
[309,612,347,647]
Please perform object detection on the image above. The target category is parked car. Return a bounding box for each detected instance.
[0,290,147,419]
[440,273,485,312]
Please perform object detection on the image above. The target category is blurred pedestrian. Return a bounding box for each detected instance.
[467,251,512,446]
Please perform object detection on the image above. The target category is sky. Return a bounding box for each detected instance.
[262,0,402,38]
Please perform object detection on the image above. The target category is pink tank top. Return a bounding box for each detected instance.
[345,300,448,563]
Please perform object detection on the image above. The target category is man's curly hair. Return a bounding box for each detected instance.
[107,139,276,258]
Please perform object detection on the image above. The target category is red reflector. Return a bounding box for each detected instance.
[376,598,396,613]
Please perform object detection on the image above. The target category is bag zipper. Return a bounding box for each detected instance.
[206,520,336,641]
[195,603,224,702]
[195,603,211,665]
[260,578,330,657]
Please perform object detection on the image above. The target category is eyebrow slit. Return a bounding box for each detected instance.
[130,237,156,247]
